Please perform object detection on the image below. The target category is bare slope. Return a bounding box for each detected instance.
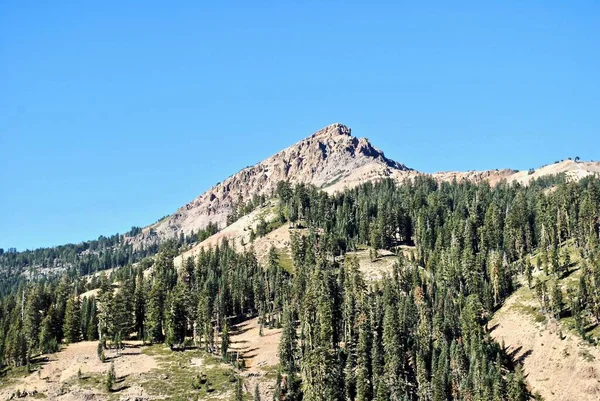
[490,287,600,401]
[174,202,279,267]
[0,341,157,401]
[230,317,282,400]
[432,159,600,186]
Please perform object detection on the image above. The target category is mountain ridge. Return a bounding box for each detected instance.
[127,124,600,248]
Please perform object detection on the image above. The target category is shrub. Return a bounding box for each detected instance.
[106,362,116,391]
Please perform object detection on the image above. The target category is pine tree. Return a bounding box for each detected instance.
[85,296,99,341]
[279,304,299,400]
[23,287,43,354]
[254,383,261,401]
[39,304,60,354]
[112,280,134,344]
[5,319,27,366]
[106,361,116,391]
[525,260,533,289]
[432,341,449,401]
[355,310,372,401]
[300,269,342,401]
[550,246,560,276]
[549,279,563,319]
[235,376,243,401]
[165,284,187,349]
[97,341,105,362]
[63,295,81,344]
[370,296,385,401]
[97,276,114,340]
[221,319,230,360]
[196,286,214,351]
[134,269,146,339]
[273,370,282,401]
[145,278,165,343]
[383,300,403,400]
[506,365,527,401]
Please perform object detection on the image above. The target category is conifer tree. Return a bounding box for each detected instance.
[134,268,146,339]
[254,383,261,401]
[85,296,99,341]
[112,280,134,344]
[221,319,230,360]
[355,309,372,401]
[506,365,528,401]
[279,303,299,400]
[235,376,243,401]
[97,276,114,340]
[145,278,166,343]
[63,295,81,344]
[23,287,43,354]
[165,284,186,349]
[549,279,563,319]
[106,361,116,391]
[383,297,403,400]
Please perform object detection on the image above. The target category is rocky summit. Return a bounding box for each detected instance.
[128,123,412,247]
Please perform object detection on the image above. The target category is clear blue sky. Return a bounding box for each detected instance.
[1,1,599,250]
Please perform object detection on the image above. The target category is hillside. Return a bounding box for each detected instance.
[432,159,600,186]
[491,287,600,401]
[2,124,600,401]
[485,239,600,401]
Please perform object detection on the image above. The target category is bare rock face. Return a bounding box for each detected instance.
[128,123,411,247]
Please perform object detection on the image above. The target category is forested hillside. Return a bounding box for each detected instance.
[2,173,599,400]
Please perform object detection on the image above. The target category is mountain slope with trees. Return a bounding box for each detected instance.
[2,125,600,400]
[2,171,600,400]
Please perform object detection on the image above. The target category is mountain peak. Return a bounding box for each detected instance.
[129,124,411,247]
[310,123,352,139]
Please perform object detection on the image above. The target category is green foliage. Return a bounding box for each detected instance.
[63,295,81,344]
[221,320,230,360]
[1,174,600,400]
[165,284,187,349]
[97,341,105,362]
[0,231,158,283]
[234,376,243,401]
[105,362,115,392]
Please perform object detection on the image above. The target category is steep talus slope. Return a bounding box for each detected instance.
[130,123,411,247]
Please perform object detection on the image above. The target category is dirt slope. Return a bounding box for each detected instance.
[230,317,282,400]
[174,203,277,267]
[490,287,600,401]
[0,341,157,401]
